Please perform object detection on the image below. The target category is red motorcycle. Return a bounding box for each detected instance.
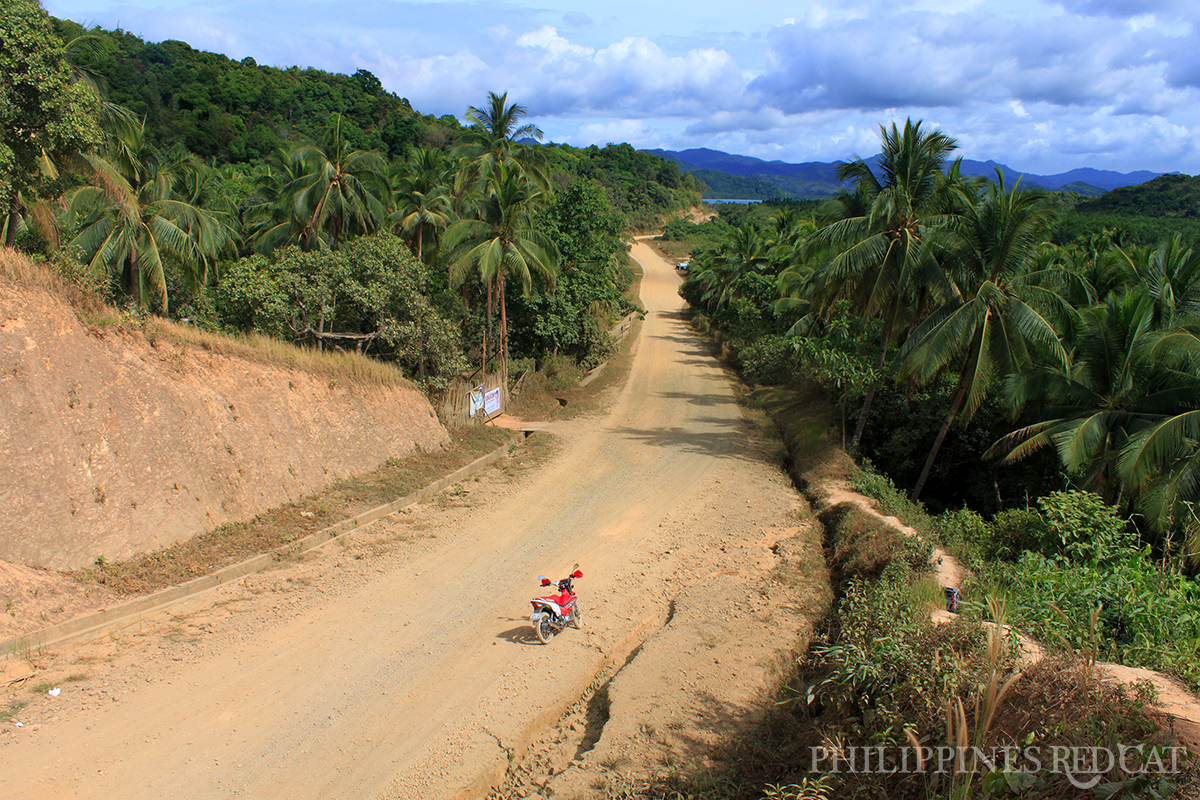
[530,569,583,644]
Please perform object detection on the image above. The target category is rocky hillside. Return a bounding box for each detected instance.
[0,252,449,570]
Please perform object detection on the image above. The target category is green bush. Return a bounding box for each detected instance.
[542,353,582,391]
[985,549,1200,690]
[934,506,990,565]
[804,558,986,749]
[1039,489,1138,566]
[987,507,1048,560]
[738,334,796,386]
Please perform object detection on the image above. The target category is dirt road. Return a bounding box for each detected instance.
[1,241,828,799]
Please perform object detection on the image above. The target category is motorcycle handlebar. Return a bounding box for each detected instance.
[538,569,582,586]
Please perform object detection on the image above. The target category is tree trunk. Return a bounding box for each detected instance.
[850,309,897,453]
[3,193,17,248]
[910,374,969,503]
[129,251,141,308]
[484,278,493,375]
[499,273,508,390]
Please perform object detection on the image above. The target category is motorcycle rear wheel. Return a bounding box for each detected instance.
[569,604,582,629]
[534,611,555,644]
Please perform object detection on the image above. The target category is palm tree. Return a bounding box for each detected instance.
[243,147,309,253]
[990,293,1193,505]
[764,206,815,256]
[65,122,236,310]
[1040,238,1129,313]
[1117,325,1200,554]
[1115,233,1200,328]
[456,91,549,191]
[389,148,455,262]
[897,175,1068,501]
[808,119,962,451]
[443,164,559,381]
[694,223,772,311]
[284,115,388,251]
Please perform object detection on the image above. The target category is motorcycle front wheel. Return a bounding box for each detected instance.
[569,604,582,629]
[533,611,555,644]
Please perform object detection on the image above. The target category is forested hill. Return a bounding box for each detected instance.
[53,18,460,161]
[5,6,703,401]
[1076,174,1200,218]
[1053,172,1200,245]
[47,16,702,227]
[646,146,1169,200]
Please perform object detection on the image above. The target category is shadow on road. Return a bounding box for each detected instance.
[496,622,541,646]
[655,390,736,407]
[673,359,728,371]
[609,423,753,461]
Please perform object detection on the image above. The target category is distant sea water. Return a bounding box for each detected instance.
[703,198,760,204]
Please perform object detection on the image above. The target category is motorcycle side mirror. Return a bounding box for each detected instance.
[572,570,583,578]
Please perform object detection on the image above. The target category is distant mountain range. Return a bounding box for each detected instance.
[642,147,1173,200]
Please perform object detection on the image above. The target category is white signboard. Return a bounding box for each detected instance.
[483,387,502,416]
[468,386,485,416]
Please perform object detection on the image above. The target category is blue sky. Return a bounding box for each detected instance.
[42,0,1200,175]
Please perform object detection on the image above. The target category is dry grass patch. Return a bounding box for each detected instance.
[0,248,107,315]
[145,317,416,390]
[2,248,416,392]
[820,502,915,583]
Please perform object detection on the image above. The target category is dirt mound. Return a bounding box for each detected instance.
[0,262,448,570]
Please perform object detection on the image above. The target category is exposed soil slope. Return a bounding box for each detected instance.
[0,268,448,570]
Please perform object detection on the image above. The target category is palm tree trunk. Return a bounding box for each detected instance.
[910,374,969,502]
[499,273,508,390]
[3,193,17,247]
[485,278,493,374]
[129,251,141,307]
[850,309,897,453]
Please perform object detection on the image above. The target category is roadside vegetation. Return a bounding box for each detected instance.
[653,119,1200,798]
[672,120,1200,558]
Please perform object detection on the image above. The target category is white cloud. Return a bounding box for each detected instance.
[38,0,1200,173]
[516,26,594,58]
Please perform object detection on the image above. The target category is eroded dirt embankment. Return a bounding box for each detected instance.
[0,271,448,570]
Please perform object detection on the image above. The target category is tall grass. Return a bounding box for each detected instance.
[146,318,415,390]
[0,248,106,313]
[1,248,415,391]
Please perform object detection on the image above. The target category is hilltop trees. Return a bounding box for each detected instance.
[1,0,100,246]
